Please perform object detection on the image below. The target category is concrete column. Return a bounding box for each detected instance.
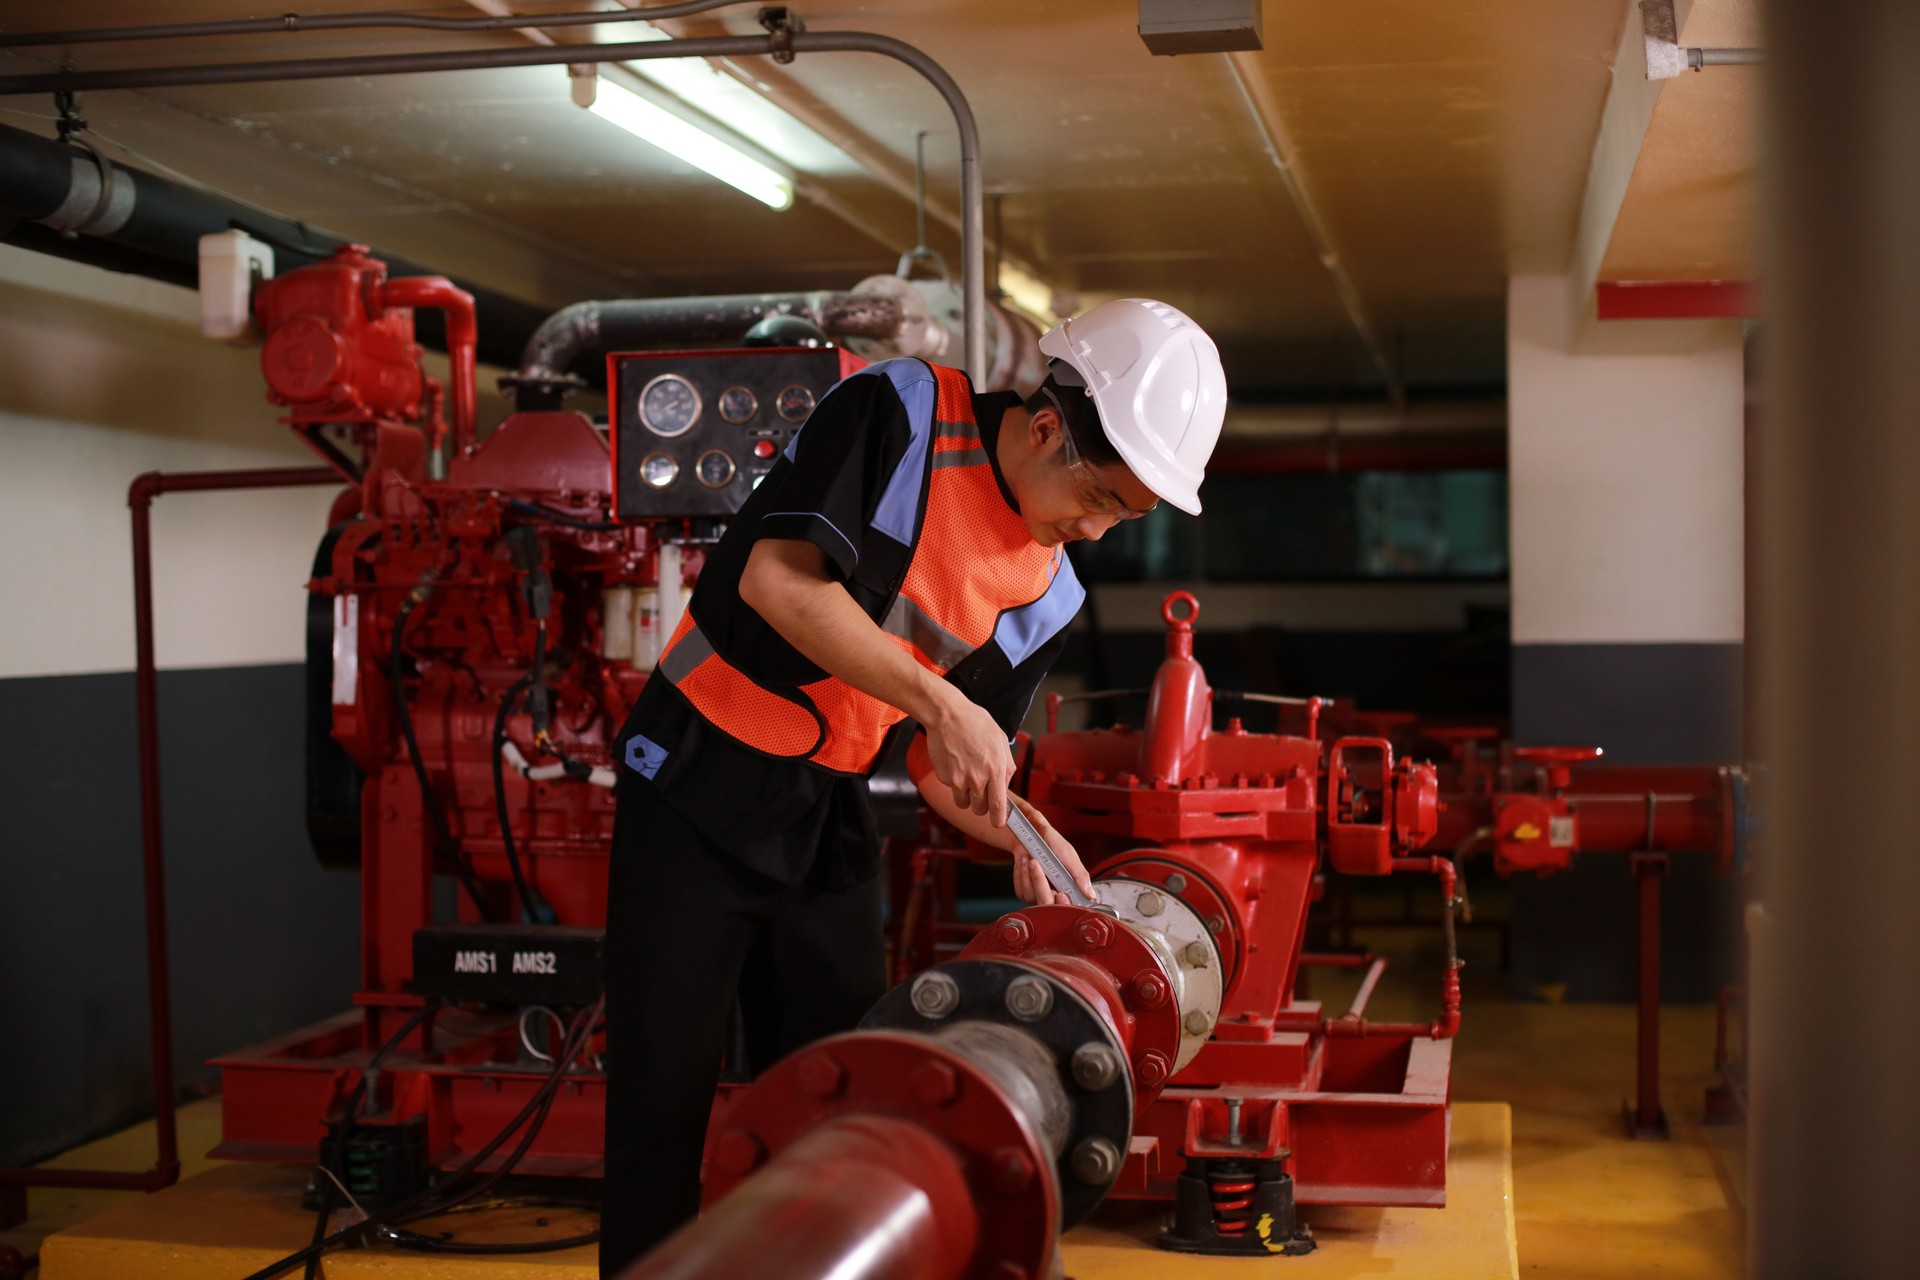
[1504,274,1746,999]
[1754,1,1920,1273]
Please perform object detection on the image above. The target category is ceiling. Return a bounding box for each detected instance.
[0,0,1760,399]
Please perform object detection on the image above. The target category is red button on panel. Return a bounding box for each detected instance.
[752,439,777,460]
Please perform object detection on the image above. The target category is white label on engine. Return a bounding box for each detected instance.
[1548,815,1576,847]
[332,594,359,706]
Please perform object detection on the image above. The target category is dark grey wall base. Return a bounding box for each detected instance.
[1509,641,1746,1002]
[0,663,361,1167]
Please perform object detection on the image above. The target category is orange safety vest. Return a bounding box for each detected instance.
[653,359,1083,775]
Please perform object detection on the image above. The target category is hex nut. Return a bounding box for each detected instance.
[712,1129,763,1176]
[1135,889,1166,917]
[1070,1136,1122,1185]
[1182,940,1212,968]
[1164,872,1189,893]
[911,971,961,1020]
[910,1060,959,1107]
[1135,1050,1171,1089]
[991,1146,1034,1194]
[997,914,1034,951]
[1131,970,1169,1009]
[1074,917,1114,951]
[1070,1042,1122,1091]
[1005,975,1054,1022]
[795,1053,845,1099]
[1183,1009,1213,1036]
[1205,914,1227,934]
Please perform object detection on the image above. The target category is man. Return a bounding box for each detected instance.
[599,298,1227,1275]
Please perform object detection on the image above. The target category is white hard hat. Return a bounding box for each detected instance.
[1037,298,1227,515]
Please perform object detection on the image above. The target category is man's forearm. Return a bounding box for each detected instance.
[739,539,958,727]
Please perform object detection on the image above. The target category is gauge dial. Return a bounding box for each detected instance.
[639,373,702,438]
[717,385,758,425]
[696,449,736,489]
[775,383,816,423]
[640,452,680,489]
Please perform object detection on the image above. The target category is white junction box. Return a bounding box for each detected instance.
[197,228,275,343]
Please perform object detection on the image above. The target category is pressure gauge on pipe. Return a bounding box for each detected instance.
[640,452,680,489]
[639,373,702,438]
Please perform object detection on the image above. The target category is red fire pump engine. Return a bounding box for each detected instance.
[178,246,1748,1276]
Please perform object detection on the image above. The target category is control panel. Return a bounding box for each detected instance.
[609,345,865,520]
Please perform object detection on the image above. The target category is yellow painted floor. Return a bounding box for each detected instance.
[4,917,1746,1278]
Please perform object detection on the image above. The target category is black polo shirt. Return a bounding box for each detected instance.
[616,361,1073,889]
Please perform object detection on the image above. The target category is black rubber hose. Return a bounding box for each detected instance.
[490,673,554,924]
[390,577,494,919]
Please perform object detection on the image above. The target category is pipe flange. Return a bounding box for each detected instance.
[713,1030,1057,1280]
[862,957,1133,1229]
[1092,877,1223,1073]
[1100,855,1243,990]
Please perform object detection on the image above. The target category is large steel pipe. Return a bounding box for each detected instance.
[619,1116,977,1280]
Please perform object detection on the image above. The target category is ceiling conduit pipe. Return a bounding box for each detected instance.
[0,29,990,383]
[508,291,904,409]
[0,121,551,370]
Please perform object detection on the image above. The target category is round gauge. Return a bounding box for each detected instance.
[639,373,702,438]
[696,449,737,489]
[639,452,680,489]
[717,385,759,425]
[776,383,816,423]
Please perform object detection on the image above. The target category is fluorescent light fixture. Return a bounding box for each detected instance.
[998,262,1059,325]
[587,77,794,210]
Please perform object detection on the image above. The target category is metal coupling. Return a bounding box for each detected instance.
[1070,1136,1122,1185]
[910,971,961,1020]
[1070,1042,1122,1091]
[1005,974,1054,1022]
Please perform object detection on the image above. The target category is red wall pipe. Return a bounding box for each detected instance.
[0,468,339,1219]
[619,1116,978,1280]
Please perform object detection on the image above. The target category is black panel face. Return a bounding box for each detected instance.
[612,347,850,519]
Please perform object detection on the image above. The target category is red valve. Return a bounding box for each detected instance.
[1514,745,1604,792]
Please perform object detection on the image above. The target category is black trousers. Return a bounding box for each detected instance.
[598,773,887,1277]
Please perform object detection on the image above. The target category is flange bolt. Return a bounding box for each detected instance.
[1131,970,1169,1009]
[1070,1136,1122,1185]
[997,914,1034,951]
[991,1146,1034,1194]
[1165,872,1188,893]
[1075,917,1114,951]
[1182,940,1212,968]
[1136,1050,1171,1090]
[1005,975,1054,1022]
[911,971,961,1020]
[1070,1042,1122,1091]
[1135,889,1165,917]
[910,1060,959,1107]
[712,1129,763,1176]
[795,1052,845,1099]
[1183,1009,1213,1036]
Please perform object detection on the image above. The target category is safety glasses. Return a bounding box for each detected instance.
[1043,387,1158,521]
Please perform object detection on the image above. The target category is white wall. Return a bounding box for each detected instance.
[1507,272,1745,644]
[0,246,346,678]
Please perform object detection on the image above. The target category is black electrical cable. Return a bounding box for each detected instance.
[389,574,495,919]
[299,1001,444,1280]
[239,998,603,1280]
[506,497,619,531]
[490,672,552,924]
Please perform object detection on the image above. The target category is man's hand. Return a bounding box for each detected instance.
[1007,794,1096,906]
[922,688,1017,828]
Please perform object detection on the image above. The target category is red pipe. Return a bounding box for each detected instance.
[618,1116,978,1280]
[1321,858,1462,1040]
[0,468,339,1208]
[379,276,477,458]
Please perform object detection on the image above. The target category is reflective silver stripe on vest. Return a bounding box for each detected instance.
[658,620,715,683]
[931,446,989,470]
[933,416,981,442]
[882,593,976,672]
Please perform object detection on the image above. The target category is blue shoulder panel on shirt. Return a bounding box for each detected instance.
[993,554,1086,669]
[861,360,936,545]
[781,359,934,549]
